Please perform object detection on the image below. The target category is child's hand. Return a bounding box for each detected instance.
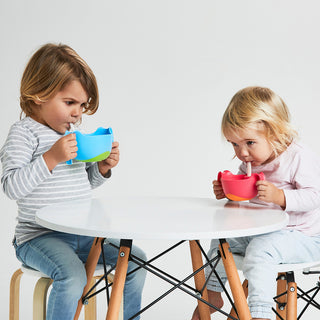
[213,180,226,200]
[43,134,78,171]
[256,180,286,208]
[98,141,120,177]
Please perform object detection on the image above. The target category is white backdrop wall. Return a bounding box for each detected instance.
[1,1,320,319]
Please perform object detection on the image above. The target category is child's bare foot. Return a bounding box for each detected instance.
[191,290,224,320]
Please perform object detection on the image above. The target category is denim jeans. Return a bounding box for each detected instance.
[205,230,320,319]
[15,232,147,320]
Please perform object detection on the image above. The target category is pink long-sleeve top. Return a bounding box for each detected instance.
[238,141,320,236]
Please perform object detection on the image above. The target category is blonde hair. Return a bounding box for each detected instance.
[20,43,99,118]
[222,86,297,156]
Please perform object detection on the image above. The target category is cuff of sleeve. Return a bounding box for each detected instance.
[103,169,112,178]
[92,163,111,182]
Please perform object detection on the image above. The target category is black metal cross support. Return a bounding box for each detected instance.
[82,239,241,320]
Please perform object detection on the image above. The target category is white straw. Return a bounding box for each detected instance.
[69,121,82,132]
[246,161,252,177]
[69,123,75,132]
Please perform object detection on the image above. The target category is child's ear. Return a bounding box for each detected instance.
[33,96,43,105]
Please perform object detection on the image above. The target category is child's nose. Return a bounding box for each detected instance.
[239,147,249,157]
[72,105,82,117]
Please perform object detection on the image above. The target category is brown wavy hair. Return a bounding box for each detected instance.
[20,43,99,118]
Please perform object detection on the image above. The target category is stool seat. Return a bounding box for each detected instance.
[20,263,109,278]
[10,264,123,320]
[276,260,320,273]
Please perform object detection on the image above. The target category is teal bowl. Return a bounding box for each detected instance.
[65,127,113,164]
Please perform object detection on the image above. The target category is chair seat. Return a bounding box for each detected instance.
[232,254,320,273]
[276,260,320,273]
[20,263,110,278]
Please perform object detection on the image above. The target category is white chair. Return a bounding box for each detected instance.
[228,255,320,320]
[9,264,123,320]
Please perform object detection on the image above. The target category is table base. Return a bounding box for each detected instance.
[74,238,252,320]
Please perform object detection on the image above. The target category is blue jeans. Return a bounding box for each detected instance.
[15,232,147,320]
[205,230,320,319]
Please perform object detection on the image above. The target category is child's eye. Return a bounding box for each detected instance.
[65,101,74,106]
[231,142,238,147]
[247,141,255,146]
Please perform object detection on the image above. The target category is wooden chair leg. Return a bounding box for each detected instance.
[286,281,297,320]
[9,269,23,320]
[276,273,287,320]
[33,277,53,320]
[84,278,97,320]
[228,279,248,320]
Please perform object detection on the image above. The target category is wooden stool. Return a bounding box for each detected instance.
[9,264,123,320]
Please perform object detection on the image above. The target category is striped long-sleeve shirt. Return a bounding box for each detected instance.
[0,117,108,245]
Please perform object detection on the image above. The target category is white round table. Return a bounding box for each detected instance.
[36,196,288,240]
[36,196,288,320]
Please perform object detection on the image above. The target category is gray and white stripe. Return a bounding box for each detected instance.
[0,117,107,245]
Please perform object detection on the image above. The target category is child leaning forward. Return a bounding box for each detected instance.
[191,86,320,320]
[0,43,146,320]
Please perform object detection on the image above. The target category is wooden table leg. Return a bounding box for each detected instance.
[106,239,132,320]
[228,279,248,320]
[219,240,252,320]
[189,240,210,320]
[74,237,104,320]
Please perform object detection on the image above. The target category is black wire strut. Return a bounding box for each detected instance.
[82,239,242,320]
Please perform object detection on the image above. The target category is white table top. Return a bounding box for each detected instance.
[35,196,288,240]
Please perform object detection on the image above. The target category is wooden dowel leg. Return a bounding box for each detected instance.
[74,237,104,320]
[189,240,210,320]
[106,240,132,320]
[276,273,287,320]
[228,279,248,320]
[84,278,97,320]
[286,281,297,320]
[9,269,23,320]
[33,277,53,319]
[219,241,252,320]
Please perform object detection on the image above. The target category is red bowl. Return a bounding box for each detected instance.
[218,170,265,201]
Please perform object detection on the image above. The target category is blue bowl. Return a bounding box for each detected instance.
[65,127,113,164]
